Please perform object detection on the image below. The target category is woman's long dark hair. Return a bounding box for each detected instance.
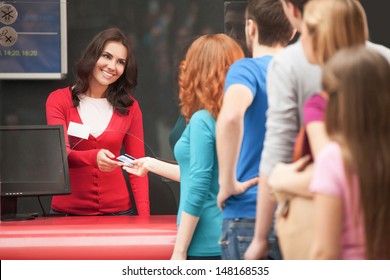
[71,27,137,115]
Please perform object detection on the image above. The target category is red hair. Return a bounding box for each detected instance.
[178,34,244,122]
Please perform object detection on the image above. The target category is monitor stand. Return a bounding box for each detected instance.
[1,197,37,221]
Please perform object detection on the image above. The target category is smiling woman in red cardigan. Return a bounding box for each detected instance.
[46,28,149,216]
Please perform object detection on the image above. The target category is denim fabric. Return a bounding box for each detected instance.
[219,218,282,260]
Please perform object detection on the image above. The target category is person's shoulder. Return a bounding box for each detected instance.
[49,87,71,97]
[318,141,342,162]
[129,95,139,107]
[230,57,251,69]
[271,40,320,70]
[47,87,72,103]
[305,93,327,107]
[230,57,268,75]
[226,58,258,82]
[366,41,390,64]
[125,95,141,114]
[303,93,327,125]
[269,41,322,86]
[189,110,215,129]
[236,56,270,65]
[191,109,213,122]
[272,41,305,64]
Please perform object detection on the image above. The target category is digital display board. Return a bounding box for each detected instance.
[0,0,67,79]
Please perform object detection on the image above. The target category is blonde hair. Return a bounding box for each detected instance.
[304,0,368,65]
[323,46,390,259]
[179,34,244,122]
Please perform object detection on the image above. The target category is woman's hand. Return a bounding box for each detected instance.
[269,156,313,199]
[122,157,153,177]
[268,156,311,192]
[97,149,121,172]
[244,237,269,260]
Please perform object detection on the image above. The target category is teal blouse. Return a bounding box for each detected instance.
[174,110,222,257]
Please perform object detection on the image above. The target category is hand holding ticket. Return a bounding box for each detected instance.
[117,154,136,166]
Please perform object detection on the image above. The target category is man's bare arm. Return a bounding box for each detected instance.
[216,84,253,208]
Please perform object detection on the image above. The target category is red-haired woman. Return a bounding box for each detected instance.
[123,34,254,260]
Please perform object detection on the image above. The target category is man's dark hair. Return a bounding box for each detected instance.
[247,0,294,47]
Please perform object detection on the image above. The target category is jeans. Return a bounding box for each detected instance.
[219,218,282,260]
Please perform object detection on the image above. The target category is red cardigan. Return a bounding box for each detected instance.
[46,87,150,216]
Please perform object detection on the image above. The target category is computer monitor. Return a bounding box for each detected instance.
[0,125,71,221]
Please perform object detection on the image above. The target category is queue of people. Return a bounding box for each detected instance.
[45,0,390,260]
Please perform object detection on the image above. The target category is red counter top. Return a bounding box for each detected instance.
[0,215,177,260]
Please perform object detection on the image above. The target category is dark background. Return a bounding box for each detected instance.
[0,0,388,216]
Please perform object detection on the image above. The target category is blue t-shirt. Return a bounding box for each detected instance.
[174,110,222,257]
[223,56,272,219]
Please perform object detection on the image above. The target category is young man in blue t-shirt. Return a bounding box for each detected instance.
[216,0,294,260]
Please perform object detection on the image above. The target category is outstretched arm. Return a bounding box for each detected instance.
[123,157,180,182]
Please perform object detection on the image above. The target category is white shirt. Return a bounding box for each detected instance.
[78,95,113,137]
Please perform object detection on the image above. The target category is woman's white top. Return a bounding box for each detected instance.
[78,95,113,137]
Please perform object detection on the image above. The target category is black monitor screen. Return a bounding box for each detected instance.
[0,125,70,197]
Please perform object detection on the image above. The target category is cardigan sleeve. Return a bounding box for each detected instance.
[123,101,150,216]
[182,112,215,217]
[46,88,99,167]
